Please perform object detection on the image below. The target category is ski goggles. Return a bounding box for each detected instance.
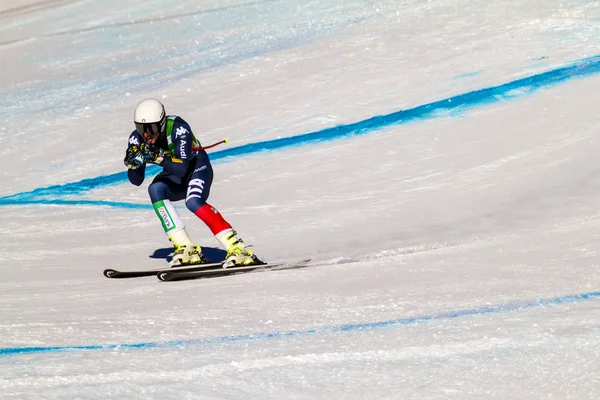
[135,122,162,137]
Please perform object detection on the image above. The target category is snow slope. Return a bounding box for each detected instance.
[1,0,600,398]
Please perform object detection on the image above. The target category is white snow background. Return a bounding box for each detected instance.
[2,0,600,398]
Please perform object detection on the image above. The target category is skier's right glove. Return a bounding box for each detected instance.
[124,145,144,169]
[140,142,165,165]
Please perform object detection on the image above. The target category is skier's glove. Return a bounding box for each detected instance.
[124,145,144,169]
[140,142,165,165]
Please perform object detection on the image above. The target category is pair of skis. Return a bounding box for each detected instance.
[103,259,311,282]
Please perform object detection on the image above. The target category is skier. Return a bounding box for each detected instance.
[123,98,260,267]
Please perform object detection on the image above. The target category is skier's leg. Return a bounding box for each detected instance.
[184,163,260,266]
[148,175,208,266]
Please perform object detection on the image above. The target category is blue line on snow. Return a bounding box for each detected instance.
[0,199,153,209]
[1,55,600,207]
[2,289,599,357]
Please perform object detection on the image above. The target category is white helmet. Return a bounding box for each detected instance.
[134,98,166,137]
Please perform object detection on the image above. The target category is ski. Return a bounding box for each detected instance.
[103,262,224,279]
[157,259,312,282]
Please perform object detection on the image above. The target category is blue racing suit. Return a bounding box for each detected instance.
[126,115,214,212]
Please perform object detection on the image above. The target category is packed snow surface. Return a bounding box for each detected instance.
[1,0,600,398]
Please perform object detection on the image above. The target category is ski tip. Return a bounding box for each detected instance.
[103,269,117,278]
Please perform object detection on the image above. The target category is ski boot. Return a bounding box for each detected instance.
[217,230,261,268]
[169,242,210,267]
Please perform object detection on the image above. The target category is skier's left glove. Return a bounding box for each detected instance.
[140,142,165,165]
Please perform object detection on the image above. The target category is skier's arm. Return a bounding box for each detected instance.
[124,131,146,186]
[160,122,194,184]
[127,164,146,186]
[160,158,187,185]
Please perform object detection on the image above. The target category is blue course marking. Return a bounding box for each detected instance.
[2,289,599,357]
[0,198,152,209]
[1,55,599,208]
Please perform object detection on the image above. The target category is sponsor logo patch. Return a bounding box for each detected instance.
[157,206,174,230]
[174,126,189,158]
[179,139,187,158]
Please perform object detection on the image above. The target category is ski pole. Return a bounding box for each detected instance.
[194,138,228,151]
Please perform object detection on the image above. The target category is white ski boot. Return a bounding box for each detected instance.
[216,229,260,268]
[170,243,209,267]
[168,229,209,267]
